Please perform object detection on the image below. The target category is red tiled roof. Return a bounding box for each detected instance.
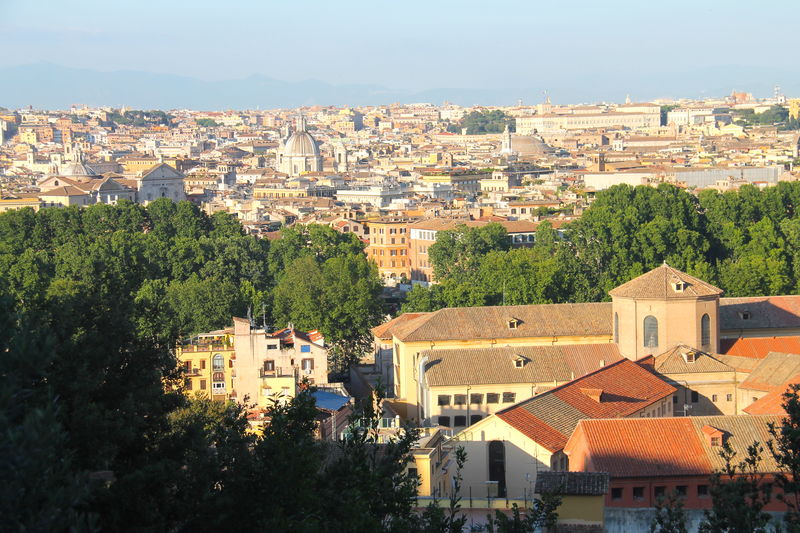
[492,359,674,452]
[569,418,712,477]
[567,415,783,478]
[371,313,431,340]
[720,336,800,359]
[498,409,569,453]
[550,359,675,419]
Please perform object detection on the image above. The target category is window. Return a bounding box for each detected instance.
[643,316,658,348]
[614,312,619,344]
[470,414,482,425]
[711,436,721,447]
[185,378,193,390]
[712,394,718,402]
[183,360,192,372]
[200,359,206,370]
[673,395,678,404]
[438,416,451,427]
[300,344,311,353]
[264,360,275,372]
[200,379,207,390]
[267,344,278,350]
[676,485,687,496]
[654,486,665,499]
[408,467,418,478]
[514,359,524,368]
[502,392,516,403]
[633,487,645,501]
[701,314,711,346]
[698,484,709,497]
[726,394,733,402]
[691,390,699,403]
[301,358,314,372]
[212,354,224,371]
[454,394,467,405]
[611,488,623,501]
[437,395,451,406]
[486,393,500,404]
[454,415,467,427]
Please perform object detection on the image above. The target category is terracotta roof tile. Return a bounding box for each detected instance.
[609,264,723,299]
[491,359,674,453]
[422,344,622,387]
[719,296,800,331]
[372,313,431,340]
[742,377,800,415]
[740,352,800,392]
[395,302,612,342]
[567,415,784,478]
[654,345,735,374]
[497,409,569,453]
[720,336,800,358]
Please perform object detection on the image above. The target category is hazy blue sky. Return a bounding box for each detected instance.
[2,0,798,92]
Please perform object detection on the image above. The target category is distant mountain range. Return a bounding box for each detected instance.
[1,63,799,110]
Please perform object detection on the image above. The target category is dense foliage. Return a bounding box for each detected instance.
[0,201,405,531]
[404,183,800,312]
[107,109,173,127]
[732,105,798,129]
[0,201,382,369]
[447,110,515,134]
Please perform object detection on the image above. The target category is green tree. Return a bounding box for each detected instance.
[429,223,510,283]
[767,384,800,529]
[272,253,383,370]
[483,493,561,533]
[650,490,688,533]
[699,442,773,533]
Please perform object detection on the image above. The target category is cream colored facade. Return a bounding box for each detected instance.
[613,295,720,360]
[392,333,612,421]
[453,399,671,500]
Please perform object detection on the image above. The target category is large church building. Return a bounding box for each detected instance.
[374,264,800,425]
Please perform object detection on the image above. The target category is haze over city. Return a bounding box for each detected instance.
[2,0,800,107]
[5,2,800,532]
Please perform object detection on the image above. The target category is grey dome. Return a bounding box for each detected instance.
[60,161,97,178]
[283,131,320,157]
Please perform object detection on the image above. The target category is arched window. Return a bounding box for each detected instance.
[488,441,506,497]
[212,354,224,371]
[614,312,619,344]
[643,316,658,348]
[701,314,711,347]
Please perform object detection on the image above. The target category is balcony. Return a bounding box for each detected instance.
[260,367,295,379]
[185,368,202,376]
[179,343,230,353]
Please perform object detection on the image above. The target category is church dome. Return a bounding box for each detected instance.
[283,131,320,157]
[60,161,97,178]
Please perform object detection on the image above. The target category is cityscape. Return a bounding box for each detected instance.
[4,2,800,533]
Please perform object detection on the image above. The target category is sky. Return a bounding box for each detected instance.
[2,0,799,96]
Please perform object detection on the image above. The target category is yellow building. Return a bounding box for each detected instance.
[789,98,800,120]
[364,217,416,282]
[409,428,453,497]
[0,196,42,212]
[176,329,237,401]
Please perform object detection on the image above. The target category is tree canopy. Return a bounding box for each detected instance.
[404,182,800,313]
[447,110,515,134]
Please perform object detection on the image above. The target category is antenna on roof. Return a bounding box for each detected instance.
[261,303,267,330]
[247,306,254,327]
